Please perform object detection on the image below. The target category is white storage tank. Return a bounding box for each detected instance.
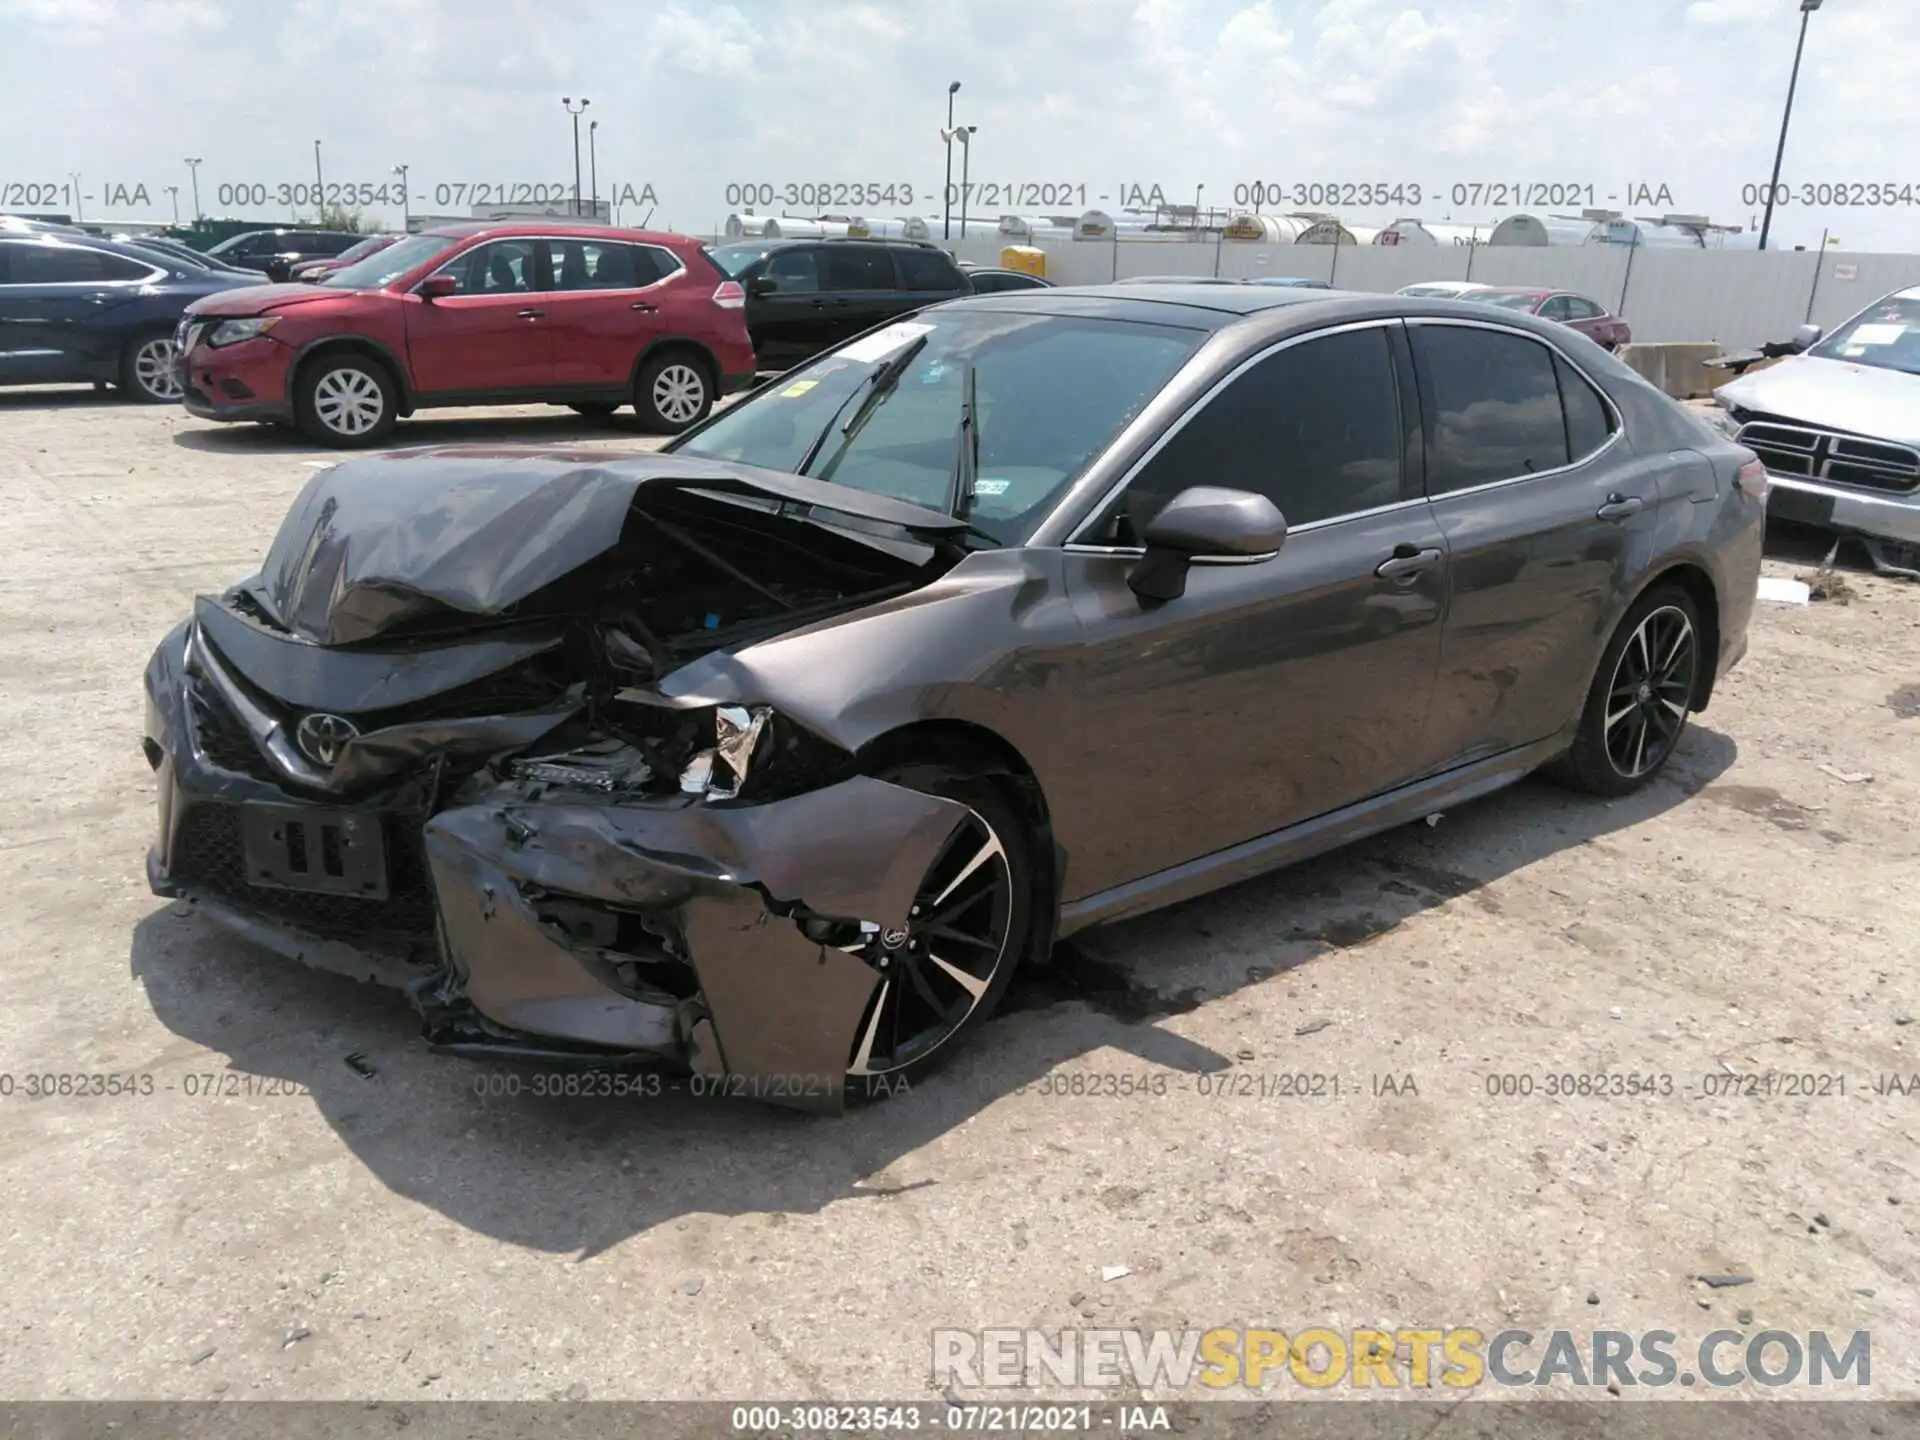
[1073,208,1159,239]
[998,215,1077,242]
[1488,213,1601,246]
[1297,219,1378,246]
[843,216,932,241]
[1589,218,1704,248]
[1378,218,1486,247]
[1220,213,1315,243]
[722,215,852,240]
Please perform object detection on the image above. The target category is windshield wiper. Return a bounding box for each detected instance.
[798,335,930,482]
[943,361,980,522]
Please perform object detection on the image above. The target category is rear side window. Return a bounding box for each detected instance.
[822,246,893,291]
[548,239,676,289]
[1412,326,1571,493]
[6,244,151,283]
[896,249,965,293]
[1555,354,1615,459]
[1119,326,1404,536]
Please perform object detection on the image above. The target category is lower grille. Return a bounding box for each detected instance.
[172,803,437,938]
[1738,420,1920,495]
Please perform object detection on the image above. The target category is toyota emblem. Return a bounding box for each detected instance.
[295,712,359,766]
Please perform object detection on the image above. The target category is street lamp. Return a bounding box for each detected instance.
[392,164,410,231]
[589,119,600,217]
[166,185,180,224]
[942,80,961,240]
[945,125,977,240]
[1759,0,1824,251]
[562,97,590,215]
[1195,183,1205,225]
[68,171,82,222]
[184,158,202,222]
[313,140,325,204]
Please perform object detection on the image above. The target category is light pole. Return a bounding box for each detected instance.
[1195,183,1205,226]
[953,125,977,241]
[589,119,599,217]
[184,158,202,222]
[313,140,325,205]
[562,97,590,215]
[942,80,960,239]
[392,164,410,231]
[166,185,180,224]
[1759,0,1824,251]
[68,172,82,222]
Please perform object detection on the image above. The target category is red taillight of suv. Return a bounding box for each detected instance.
[712,280,746,310]
[1735,456,1770,503]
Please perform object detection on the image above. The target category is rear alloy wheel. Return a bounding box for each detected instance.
[295,355,396,448]
[1553,585,1702,796]
[634,353,710,433]
[836,772,1033,1099]
[120,332,183,404]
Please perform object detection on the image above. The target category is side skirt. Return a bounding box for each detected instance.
[1056,733,1571,937]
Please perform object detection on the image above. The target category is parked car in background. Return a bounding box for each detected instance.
[1244,276,1333,289]
[1117,275,1243,285]
[1708,284,1920,573]
[142,282,1762,1107]
[178,222,755,445]
[107,234,255,275]
[205,228,362,283]
[289,233,400,283]
[963,267,1054,294]
[1471,288,1631,351]
[705,237,970,368]
[1396,281,1493,299]
[0,231,258,401]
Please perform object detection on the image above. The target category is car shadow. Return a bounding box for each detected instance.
[169,410,659,457]
[131,726,1736,1255]
[0,385,127,411]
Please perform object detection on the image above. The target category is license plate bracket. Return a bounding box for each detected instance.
[240,803,389,899]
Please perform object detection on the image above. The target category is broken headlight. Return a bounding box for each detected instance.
[679,705,772,800]
[509,738,655,793]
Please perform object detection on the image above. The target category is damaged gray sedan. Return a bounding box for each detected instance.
[145,286,1764,1110]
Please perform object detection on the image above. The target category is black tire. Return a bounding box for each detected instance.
[119,329,183,404]
[1550,583,1703,797]
[567,401,621,420]
[633,351,712,434]
[293,353,397,448]
[842,765,1036,1103]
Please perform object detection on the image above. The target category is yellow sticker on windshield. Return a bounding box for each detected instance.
[779,380,818,398]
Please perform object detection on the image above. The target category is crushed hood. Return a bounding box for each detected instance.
[252,447,971,647]
[1718,356,1920,444]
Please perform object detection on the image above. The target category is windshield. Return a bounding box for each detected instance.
[1809,296,1920,376]
[1480,293,1543,311]
[205,233,263,257]
[332,235,393,264]
[322,233,459,289]
[670,310,1205,544]
[707,243,780,277]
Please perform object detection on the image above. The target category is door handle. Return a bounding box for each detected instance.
[517,308,546,320]
[1375,545,1442,581]
[630,301,658,313]
[1596,493,1644,521]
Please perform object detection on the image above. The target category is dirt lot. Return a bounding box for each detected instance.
[1,388,1916,1408]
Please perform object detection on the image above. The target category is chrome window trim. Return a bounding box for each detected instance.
[0,237,164,288]
[1055,317,1411,547]
[1401,316,1626,494]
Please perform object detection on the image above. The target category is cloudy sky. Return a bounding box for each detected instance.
[3,0,1916,249]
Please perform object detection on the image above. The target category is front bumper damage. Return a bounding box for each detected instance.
[145,622,972,1113]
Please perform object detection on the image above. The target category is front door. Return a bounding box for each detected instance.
[1052,321,1447,897]
[818,244,903,346]
[403,237,552,396]
[745,246,830,367]
[1408,320,1663,770]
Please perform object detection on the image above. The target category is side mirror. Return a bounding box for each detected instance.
[416,274,458,301]
[1127,486,1287,603]
[1791,322,1822,351]
[747,274,778,297]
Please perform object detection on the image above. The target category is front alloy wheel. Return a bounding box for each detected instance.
[296,358,396,447]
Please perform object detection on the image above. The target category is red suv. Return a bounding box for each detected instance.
[177,223,756,446]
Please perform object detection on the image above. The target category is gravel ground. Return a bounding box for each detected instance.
[1,387,1915,1409]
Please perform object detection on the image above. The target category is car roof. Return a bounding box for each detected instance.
[934,285,1560,336]
[0,230,187,267]
[1474,286,1553,298]
[423,222,698,245]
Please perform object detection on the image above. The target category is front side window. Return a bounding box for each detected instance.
[1413,326,1572,493]
[822,246,893,291]
[670,310,1204,545]
[433,239,537,295]
[1110,326,1405,541]
[760,248,820,293]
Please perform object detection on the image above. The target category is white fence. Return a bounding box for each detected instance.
[937,231,1919,351]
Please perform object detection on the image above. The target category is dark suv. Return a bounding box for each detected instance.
[205,229,362,283]
[705,238,970,367]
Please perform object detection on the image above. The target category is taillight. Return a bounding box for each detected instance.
[1736,456,1770,502]
[712,280,745,310]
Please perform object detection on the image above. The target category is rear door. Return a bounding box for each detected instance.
[1409,320,1662,770]
[403,237,552,395]
[818,244,901,343]
[540,237,678,389]
[1055,321,1447,892]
